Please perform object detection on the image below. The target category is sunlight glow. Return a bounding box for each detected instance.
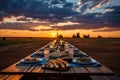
[0,29,120,38]
[51,32,57,38]
[3,16,25,23]
[34,26,52,31]
[52,21,80,26]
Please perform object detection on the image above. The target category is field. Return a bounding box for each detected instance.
[0,37,54,71]
[63,38,120,77]
[0,37,120,77]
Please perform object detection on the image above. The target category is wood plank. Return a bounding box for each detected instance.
[31,66,44,73]
[21,66,45,78]
[44,69,60,76]
[61,67,74,76]
[1,63,31,74]
[73,67,89,76]
[99,65,115,75]
[73,67,89,73]
[86,67,103,75]
[86,65,115,76]
[26,66,36,73]
[0,75,9,80]
[5,75,23,80]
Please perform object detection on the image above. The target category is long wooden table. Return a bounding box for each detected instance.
[0,40,115,79]
[0,62,114,76]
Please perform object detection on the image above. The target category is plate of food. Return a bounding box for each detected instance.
[72,57,96,65]
[73,51,88,57]
[50,51,68,58]
[42,58,71,71]
[21,58,42,64]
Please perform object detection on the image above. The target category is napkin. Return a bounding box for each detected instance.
[31,53,44,58]
[70,59,101,67]
[16,58,46,66]
[73,53,88,57]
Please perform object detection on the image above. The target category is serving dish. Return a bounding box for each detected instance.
[42,58,71,71]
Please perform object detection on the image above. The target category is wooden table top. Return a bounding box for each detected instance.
[0,40,115,76]
[0,62,114,76]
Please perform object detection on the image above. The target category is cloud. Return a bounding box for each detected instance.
[0,0,78,27]
[51,21,80,26]
[1,0,109,21]
[0,22,52,31]
[93,27,120,32]
[103,6,120,27]
[90,0,109,10]
[105,9,114,12]
[0,0,120,32]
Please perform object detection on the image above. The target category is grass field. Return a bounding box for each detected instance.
[0,37,120,77]
[0,37,53,46]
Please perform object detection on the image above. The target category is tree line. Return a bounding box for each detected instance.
[57,32,102,38]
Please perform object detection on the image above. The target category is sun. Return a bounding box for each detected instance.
[51,32,56,38]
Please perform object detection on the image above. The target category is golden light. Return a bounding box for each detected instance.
[51,32,56,38]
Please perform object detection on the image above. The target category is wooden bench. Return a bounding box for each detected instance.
[0,75,23,80]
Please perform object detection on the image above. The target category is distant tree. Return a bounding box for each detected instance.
[2,37,6,41]
[58,34,63,38]
[83,35,85,38]
[76,32,80,38]
[88,34,90,38]
[83,34,90,38]
[108,36,111,38]
[98,35,102,38]
[72,34,76,38]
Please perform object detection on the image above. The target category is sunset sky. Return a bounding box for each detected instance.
[0,0,120,38]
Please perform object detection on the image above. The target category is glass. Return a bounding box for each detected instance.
[65,43,69,52]
[68,48,74,58]
[44,48,49,61]
[50,44,54,48]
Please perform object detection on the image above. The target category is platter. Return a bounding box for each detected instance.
[42,58,71,71]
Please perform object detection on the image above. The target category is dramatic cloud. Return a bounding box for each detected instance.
[0,22,53,31]
[0,0,120,31]
[93,27,120,32]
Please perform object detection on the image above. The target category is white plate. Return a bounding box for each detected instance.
[72,58,96,65]
[21,58,42,64]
